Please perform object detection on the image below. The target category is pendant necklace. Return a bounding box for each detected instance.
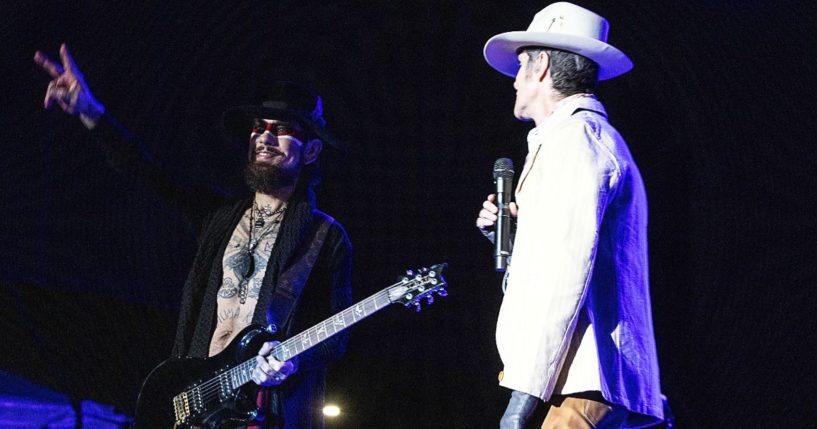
[237,201,286,303]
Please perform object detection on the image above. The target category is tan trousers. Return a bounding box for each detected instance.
[540,392,629,429]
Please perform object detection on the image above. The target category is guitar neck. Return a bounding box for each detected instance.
[167,265,444,427]
[228,281,405,389]
[273,285,397,361]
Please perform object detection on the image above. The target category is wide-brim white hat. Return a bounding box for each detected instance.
[484,2,633,81]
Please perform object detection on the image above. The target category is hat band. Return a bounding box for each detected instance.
[261,100,327,128]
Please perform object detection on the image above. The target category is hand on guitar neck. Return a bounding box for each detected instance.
[252,341,297,386]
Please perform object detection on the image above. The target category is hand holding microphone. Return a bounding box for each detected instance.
[475,158,518,272]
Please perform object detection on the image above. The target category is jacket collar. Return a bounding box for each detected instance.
[528,94,606,144]
[517,94,607,193]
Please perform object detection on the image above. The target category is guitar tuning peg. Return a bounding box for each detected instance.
[437,289,448,297]
[420,267,429,273]
[425,295,434,305]
[414,302,422,313]
[405,269,415,277]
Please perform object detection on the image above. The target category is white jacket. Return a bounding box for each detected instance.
[496,95,663,424]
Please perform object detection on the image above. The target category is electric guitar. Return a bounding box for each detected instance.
[132,263,448,429]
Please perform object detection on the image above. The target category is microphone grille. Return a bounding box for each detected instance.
[493,158,515,179]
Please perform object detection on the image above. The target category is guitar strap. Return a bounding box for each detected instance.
[265,213,334,335]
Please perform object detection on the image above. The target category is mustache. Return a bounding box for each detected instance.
[254,146,284,156]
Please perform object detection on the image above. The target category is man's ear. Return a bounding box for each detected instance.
[303,139,323,165]
[535,51,550,83]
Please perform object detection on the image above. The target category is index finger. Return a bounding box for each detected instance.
[257,340,280,357]
[60,43,80,74]
[33,51,65,78]
[482,199,499,213]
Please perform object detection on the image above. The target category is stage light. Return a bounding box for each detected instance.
[323,404,341,417]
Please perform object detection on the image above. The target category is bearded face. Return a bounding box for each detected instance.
[243,119,310,194]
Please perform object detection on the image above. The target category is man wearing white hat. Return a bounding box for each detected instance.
[476,3,664,428]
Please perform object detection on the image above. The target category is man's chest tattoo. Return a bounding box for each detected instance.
[220,211,277,294]
[218,306,241,323]
[248,278,263,300]
[217,277,240,299]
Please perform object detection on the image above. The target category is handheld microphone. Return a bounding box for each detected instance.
[493,158,515,272]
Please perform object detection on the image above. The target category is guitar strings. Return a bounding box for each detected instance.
[191,286,395,404]
[190,286,392,406]
[181,275,437,410]
[190,276,432,406]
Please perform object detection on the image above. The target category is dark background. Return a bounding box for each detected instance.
[2,1,816,427]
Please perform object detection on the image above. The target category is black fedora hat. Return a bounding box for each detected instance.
[222,81,344,153]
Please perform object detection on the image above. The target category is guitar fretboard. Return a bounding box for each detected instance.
[228,285,398,386]
[182,278,418,407]
[171,265,446,425]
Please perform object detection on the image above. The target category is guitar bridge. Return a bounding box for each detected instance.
[173,391,190,424]
[173,387,202,424]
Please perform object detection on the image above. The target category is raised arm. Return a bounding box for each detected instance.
[34,43,105,129]
[33,43,229,227]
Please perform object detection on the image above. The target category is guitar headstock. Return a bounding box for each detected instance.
[387,263,448,312]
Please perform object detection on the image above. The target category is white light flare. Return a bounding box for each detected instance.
[323,404,341,417]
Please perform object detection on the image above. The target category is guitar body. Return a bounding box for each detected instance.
[133,325,275,429]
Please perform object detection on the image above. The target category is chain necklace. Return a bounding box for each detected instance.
[253,202,287,228]
[237,201,287,303]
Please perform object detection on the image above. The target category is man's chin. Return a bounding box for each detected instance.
[244,161,298,193]
[252,159,277,168]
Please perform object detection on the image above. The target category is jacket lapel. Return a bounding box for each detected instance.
[515,143,542,194]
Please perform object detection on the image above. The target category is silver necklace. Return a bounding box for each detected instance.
[254,202,287,228]
[236,201,286,303]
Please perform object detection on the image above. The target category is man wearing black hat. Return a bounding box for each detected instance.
[35,44,352,429]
